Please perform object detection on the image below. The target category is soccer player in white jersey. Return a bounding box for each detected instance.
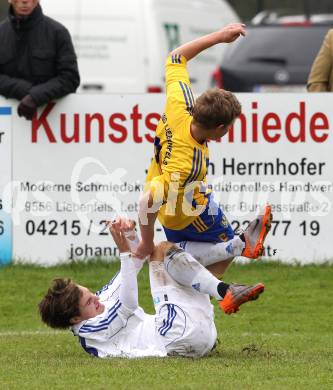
[38,218,265,358]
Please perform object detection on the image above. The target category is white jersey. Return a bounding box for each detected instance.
[71,254,216,359]
[71,271,167,358]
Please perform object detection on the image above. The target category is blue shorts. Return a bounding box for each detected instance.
[163,200,234,244]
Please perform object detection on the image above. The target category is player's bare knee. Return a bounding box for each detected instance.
[160,241,176,255]
[150,241,174,261]
[150,243,164,262]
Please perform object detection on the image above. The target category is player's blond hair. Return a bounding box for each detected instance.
[192,88,241,129]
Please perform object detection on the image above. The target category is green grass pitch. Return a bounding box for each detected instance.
[0,260,332,390]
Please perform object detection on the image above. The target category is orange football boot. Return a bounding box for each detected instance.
[241,205,272,259]
[219,283,265,315]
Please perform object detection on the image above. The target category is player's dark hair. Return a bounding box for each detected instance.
[192,88,241,130]
[38,278,81,329]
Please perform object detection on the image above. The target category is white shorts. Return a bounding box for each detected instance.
[149,261,217,358]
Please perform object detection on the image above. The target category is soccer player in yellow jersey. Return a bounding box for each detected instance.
[135,24,272,284]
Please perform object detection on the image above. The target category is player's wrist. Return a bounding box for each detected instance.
[210,30,223,44]
[140,237,154,248]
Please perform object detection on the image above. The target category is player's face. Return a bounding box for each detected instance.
[8,0,39,16]
[77,286,105,321]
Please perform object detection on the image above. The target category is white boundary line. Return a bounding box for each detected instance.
[0,330,285,337]
[0,330,65,337]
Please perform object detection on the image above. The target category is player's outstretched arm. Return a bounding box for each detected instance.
[135,190,159,259]
[108,219,140,311]
[170,23,246,62]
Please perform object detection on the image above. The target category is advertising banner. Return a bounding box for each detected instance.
[0,94,332,264]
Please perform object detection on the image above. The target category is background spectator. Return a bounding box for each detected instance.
[0,0,80,120]
[307,29,333,92]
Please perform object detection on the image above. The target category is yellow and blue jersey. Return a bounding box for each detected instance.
[146,55,212,231]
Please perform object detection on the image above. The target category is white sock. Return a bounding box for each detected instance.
[164,247,222,300]
[179,237,244,267]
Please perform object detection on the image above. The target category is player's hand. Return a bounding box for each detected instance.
[121,218,137,241]
[218,23,246,44]
[133,240,154,259]
[108,218,132,253]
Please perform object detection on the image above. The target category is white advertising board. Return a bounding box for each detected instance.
[0,94,332,264]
